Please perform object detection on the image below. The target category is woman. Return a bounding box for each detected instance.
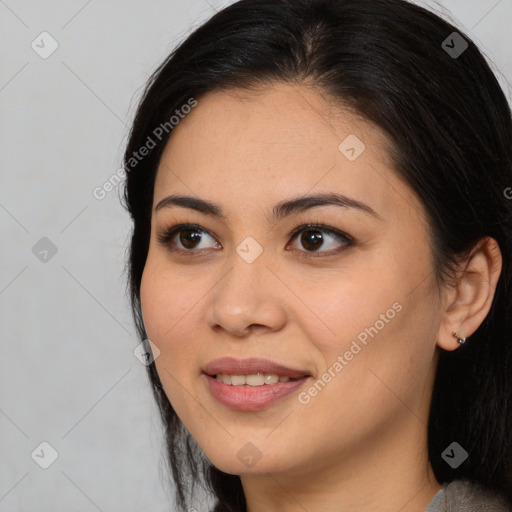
[122,0,512,510]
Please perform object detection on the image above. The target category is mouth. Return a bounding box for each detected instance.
[202,357,312,411]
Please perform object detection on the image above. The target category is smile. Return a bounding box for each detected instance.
[204,374,310,411]
[214,373,298,386]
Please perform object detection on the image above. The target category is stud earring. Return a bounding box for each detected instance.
[452,331,467,344]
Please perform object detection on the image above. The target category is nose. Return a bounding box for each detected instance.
[205,254,287,338]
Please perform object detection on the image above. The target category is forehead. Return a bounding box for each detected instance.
[154,83,424,224]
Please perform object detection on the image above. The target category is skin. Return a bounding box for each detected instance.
[139,82,502,512]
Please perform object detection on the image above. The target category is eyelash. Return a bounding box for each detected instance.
[157,222,355,259]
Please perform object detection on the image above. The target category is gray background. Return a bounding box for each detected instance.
[0,1,511,511]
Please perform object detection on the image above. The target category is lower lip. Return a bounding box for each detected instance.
[204,374,309,411]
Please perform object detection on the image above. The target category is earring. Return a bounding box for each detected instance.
[452,331,467,344]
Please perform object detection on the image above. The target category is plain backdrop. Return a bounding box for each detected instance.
[0,1,511,511]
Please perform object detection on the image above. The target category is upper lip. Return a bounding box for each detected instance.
[202,357,311,379]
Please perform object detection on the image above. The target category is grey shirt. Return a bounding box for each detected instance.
[424,479,510,511]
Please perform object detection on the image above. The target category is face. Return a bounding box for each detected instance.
[140,83,443,479]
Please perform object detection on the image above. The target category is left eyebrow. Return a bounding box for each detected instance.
[154,192,381,221]
[270,192,381,221]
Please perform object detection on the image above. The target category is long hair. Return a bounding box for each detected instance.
[122,1,512,510]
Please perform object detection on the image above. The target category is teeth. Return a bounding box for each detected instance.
[264,374,279,384]
[221,374,232,385]
[231,375,246,386]
[245,374,265,386]
[215,373,294,386]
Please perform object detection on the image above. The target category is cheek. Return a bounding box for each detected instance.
[300,251,438,392]
[139,260,203,415]
[292,295,435,453]
[140,256,200,342]
[296,263,402,353]
[139,255,218,380]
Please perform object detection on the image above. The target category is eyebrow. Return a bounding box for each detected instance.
[154,192,381,221]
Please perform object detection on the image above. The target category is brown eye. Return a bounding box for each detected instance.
[179,228,204,249]
[300,230,324,251]
[157,224,221,252]
[288,224,353,255]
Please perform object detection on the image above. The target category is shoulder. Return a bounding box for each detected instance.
[425,479,510,512]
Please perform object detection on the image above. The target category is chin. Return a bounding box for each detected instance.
[199,443,296,476]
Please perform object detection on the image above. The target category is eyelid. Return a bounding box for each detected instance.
[288,223,354,243]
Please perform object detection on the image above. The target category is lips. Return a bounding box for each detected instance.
[202,357,312,411]
[202,357,311,379]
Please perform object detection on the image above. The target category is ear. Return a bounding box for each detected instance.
[437,236,502,351]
